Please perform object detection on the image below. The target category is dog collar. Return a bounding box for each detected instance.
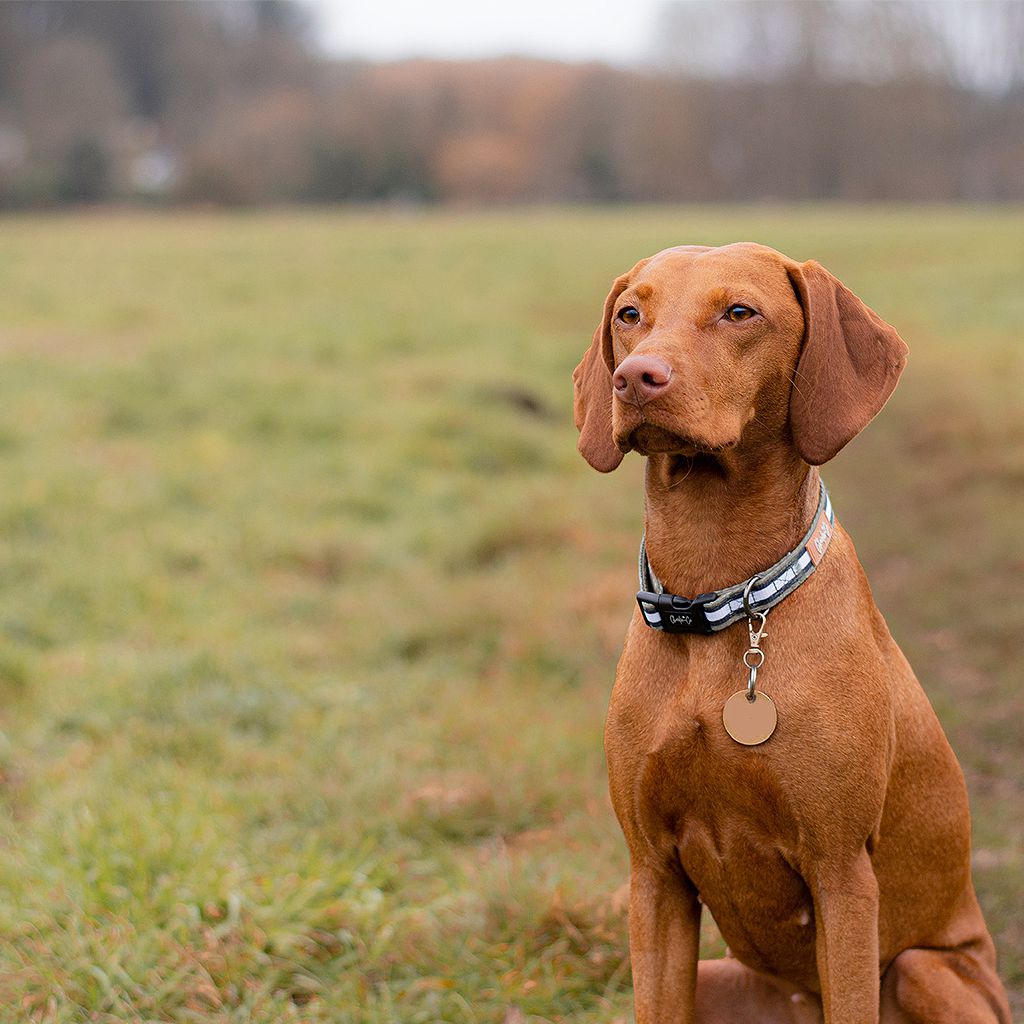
[637,479,834,634]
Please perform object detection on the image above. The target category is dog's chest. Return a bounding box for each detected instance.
[608,674,822,984]
[632,695,796,842]
[643,719,820,982]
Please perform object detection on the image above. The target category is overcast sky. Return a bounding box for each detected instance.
[309,0,660,64]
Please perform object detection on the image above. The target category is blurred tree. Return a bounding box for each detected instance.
[649,0,1024,201]
[57,138,110,203]
[13,34,125,203]
[9,0,188,117]
[0,0,1021,206]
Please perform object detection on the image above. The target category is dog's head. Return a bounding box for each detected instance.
[572,243,908,471]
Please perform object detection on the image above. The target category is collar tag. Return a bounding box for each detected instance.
[805,515,833,566]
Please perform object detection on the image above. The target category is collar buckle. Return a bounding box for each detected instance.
[637,590,717,634]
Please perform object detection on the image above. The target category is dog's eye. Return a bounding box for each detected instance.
[724,304,757,322]
[617,306,641,326]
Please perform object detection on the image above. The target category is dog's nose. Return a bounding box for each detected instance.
[613,354,673,404]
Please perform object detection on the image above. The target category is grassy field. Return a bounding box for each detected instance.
[0,207,1020,1022]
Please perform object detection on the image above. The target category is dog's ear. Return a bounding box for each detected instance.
[572,271,633,472]
[786,260,908,466]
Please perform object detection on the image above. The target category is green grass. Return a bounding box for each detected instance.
[0,206,1020,1021]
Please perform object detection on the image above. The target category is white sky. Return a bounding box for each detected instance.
[309,0,661,64]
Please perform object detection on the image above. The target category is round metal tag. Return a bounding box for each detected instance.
[722,690,777,746]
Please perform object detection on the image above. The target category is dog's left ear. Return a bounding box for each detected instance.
[787,260,908,466]
[572,270,634,472]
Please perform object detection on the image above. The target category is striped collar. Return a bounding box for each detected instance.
[637,479,834,634]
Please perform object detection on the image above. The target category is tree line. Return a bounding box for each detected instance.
[0,0,1021,207]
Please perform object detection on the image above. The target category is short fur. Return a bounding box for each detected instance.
[573,243,1010,1023]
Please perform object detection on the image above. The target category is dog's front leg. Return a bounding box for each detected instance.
[629,858,701,1024]
[810,850,880,1024]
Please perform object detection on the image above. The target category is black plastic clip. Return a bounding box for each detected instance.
[636,590,717,634]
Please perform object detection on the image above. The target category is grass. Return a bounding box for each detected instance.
[0,206,1020,1021]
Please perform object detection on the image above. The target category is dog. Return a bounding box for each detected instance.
[572,243,1011,1023]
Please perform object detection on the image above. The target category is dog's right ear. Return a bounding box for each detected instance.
[572,271,633,472]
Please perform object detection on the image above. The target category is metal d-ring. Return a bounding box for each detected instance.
[742,575,769,703]
[742,575,761,617]
[743,647,765,701]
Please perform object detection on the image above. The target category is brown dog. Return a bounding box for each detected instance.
[573,243,1011,1023]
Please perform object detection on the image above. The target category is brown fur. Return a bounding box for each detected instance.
[573,243,1010,1023]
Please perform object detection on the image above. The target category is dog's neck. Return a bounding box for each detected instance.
[642,445,820,599]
